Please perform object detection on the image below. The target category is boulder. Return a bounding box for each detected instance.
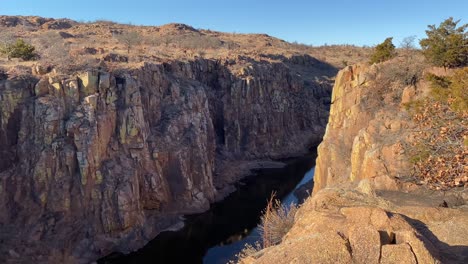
[381,243,417,264]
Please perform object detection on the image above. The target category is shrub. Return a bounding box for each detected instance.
[399,35,417,51]
[229,242,262,264]
[0,38,36,61]
[420,17,468,68]
[381,59,424,87]
[426,68,468,113]
[366,56,425,108]
[406,68,467,190]
[399,35,419,61]
[0,31,15,48]
[115,31,141,54]
[448,68,468,113]
[259,193,298,248]
[407,98,467,189]
[369,37,396,64]
[28,32,73,70]
[146,33,235,50]
[233,193,298,263]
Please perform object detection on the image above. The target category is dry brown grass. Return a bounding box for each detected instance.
[232,193,298,263]
[259,193,298,248]
[0,15,371,73]
[406,67,468,190]
[229,241,262,264]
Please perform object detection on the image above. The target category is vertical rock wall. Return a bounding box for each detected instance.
[313,64,415,193]
[0,58,330,262]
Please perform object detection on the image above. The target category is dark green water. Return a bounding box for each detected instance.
[99,154,316,264]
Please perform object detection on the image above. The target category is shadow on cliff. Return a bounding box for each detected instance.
[399,214,468,264]
[258,53,339,79]
[0,54,334,263]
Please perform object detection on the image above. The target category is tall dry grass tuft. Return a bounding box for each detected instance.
[259,192,298,248]
[232,193,299,263]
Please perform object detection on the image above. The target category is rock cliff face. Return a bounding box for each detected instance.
[0,57,330,262]
[247,64,468,264]
[313,64,412,192]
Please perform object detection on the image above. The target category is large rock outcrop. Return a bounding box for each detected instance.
[245,187,468,264]
[313,64,414,192]
[246,64,468,264]
[0,58,330,263]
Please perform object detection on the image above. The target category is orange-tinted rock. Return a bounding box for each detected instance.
[254,231,353,264]
[348,225,381,264]
[249,187,446,264]
[395,230,439,264]
[381,243,417,264]
[313,64,414,193]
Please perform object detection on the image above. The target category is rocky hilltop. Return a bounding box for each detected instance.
[245,63,468,263]
[0,16,336,263]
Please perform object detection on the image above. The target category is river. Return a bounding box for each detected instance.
[99,153,316,264]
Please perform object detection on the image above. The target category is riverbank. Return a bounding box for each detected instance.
[99,154,316,264]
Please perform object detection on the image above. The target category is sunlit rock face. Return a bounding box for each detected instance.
[248,64,468,264]
[0,57,330,262]
[313,64,412,193]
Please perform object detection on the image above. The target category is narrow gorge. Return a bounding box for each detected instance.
[1,15,466,264]
[0,39,333,262]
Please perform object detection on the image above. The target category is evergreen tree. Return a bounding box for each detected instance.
[0,38,36,61]
[369,37,396,64]
[419,17,468,68]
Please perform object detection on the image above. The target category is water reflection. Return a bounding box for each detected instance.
[99,154,316,264]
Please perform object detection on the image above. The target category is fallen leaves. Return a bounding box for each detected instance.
[409,98,467,190]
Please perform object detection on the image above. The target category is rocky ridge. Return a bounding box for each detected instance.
[245,64,468,263]
[0,56,331,263]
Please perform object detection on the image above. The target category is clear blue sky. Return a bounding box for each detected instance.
[1,0,467,46]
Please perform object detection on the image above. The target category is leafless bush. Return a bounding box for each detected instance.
[0,30,16,47]
[29,31,72,70]
[91,19,119,25]
[31,31,63,49]
[363,56,426,108]
[399,35,417,51]
[259,193,298,248]
[229,242,262,264]
[398,35,419,62]
[42,43,72,69]
[114,31,141,54]
[378,57,425,87]
[232,193,299,263]
[146,33,237,50]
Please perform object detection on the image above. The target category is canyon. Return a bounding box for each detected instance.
[0,16,334,262]
[1,16,466,264]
